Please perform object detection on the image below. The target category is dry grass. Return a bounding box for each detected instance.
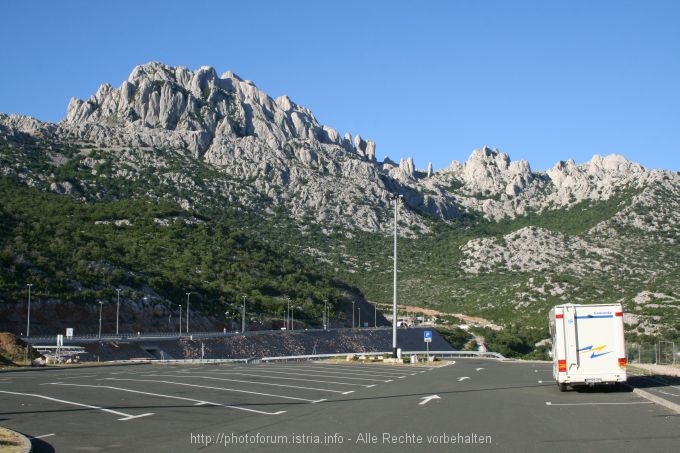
[0,427,26,453]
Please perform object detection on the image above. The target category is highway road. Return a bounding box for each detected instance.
[1,359,678,452]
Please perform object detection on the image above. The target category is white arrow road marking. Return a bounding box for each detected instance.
[458,377,470,382]
[475,368,484,372]
[419,395,441,405]
[0,389,153,421]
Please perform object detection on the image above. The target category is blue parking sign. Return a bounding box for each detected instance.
[424,330,432,343]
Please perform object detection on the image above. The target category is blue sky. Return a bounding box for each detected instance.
[2,0,679,172]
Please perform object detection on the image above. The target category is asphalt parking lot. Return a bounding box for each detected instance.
[1,359,679,452]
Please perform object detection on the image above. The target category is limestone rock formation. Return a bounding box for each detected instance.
[1,61,678,234]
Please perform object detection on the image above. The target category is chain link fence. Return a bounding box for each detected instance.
[627,341,678,365]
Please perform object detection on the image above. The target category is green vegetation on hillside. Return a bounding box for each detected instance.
[2,137,679,355]
[0,175,348,331]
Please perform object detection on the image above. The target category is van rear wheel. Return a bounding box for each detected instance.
[558,383,567,392]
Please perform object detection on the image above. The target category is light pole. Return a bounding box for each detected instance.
[286,296,291,330]
[374,302,377,328]
[98,301,104,340]
[116,289,121,335]
[26,283,33,337]
[241,295,246,333]
[291,305,295,331]
[179,305,182,337]
[391,193,403,358]
[186,292,191,334]
[358,307,361,328]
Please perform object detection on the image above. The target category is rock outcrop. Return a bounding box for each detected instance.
[1,61,678,233]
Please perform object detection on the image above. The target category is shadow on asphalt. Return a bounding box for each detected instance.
[30,437,55,453]
[628,374,680,389]
[569,384,633,393]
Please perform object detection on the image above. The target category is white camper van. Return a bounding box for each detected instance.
[550,303,627,391]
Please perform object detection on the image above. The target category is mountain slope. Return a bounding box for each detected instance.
[1,62,679,354]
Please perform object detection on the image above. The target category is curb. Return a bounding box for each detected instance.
[629,386,680,414]
[0,427,32,453]
[0,360,149,374]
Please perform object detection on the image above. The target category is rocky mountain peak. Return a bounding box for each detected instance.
[2,61,677,234]
[64,62,376,162]
[547,153,647,201]
[442,146,533,197]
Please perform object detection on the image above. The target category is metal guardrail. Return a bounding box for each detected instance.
[96,350,505,365]
[32,345,86,351]
[260,350,505,362]
[152,358,251,364]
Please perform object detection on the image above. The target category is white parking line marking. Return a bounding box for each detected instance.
[164,371,376,388]
[298,364,415,377]
[143,373,353,394]
[104,378,320,403]
[311,362,415,369]
[32,433,55,439]
[58,375,97,380]
[45,382,285,415]
[546,401,654,406]
[202,369,388,383]
[0,389,153,421]
[258,365,408,379]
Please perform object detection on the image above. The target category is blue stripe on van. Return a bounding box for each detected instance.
[575,315,613,319]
